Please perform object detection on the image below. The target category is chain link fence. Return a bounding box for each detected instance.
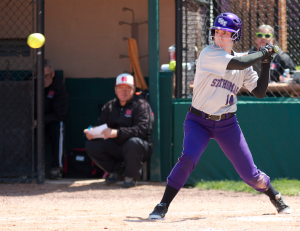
[180,0,300,98]
[0,0,36,182]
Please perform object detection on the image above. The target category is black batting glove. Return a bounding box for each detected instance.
[260,43,275,64]
[259,43,276,57]
[265,43,277,54]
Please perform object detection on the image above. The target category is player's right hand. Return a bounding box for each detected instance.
[259,43,278,63]
[259,43,278,57]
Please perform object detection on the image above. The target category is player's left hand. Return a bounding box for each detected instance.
[260,43,275,63]
[101,128,118,140]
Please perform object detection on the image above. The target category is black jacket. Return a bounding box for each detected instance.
[95,95,154,147]
[44,74,68,125]
[249,47,295,82]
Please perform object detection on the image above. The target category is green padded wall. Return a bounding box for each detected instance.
[64,78,116,151]
[172,98,300,185]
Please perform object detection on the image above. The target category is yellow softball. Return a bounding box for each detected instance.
[169,60,176,71]
[27,33,45,49]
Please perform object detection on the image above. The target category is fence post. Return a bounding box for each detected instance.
[175,0,182,98]
[148,0,161,181]
[36,0,45,184]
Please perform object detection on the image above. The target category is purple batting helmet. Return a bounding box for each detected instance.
[210,12,242,43]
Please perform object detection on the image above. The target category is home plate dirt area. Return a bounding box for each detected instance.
[0,179,299,231]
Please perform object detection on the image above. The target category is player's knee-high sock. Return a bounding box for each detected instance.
[263,184,279,200]
[160,185,179,208]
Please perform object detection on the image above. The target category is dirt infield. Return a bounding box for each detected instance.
[1,179,299,231]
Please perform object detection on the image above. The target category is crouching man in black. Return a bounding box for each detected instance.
[84,73,153,188]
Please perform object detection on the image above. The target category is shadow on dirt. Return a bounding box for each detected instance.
[124,216,206,222]
[0,180,166,197]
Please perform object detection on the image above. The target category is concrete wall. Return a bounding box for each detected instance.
[44,0,175,78]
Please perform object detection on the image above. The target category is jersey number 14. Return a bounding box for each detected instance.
[225,94,234,105]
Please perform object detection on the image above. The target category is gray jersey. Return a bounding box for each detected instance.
[192,45,258,115]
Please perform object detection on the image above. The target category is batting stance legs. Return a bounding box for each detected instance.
[167,112,270,192]
[149,112,291,219]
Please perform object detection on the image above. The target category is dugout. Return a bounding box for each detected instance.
[0,0,170,183]
[2,0,300,184]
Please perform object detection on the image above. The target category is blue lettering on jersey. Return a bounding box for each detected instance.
[215,79,222,88]
[211,78,239,94]
[222,79,227,89]
[211,79,217,86]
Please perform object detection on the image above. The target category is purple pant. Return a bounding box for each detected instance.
[167,111,270,192]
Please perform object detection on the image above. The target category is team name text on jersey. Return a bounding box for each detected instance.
[211,78,239,94]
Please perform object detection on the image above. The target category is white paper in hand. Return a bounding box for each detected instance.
[85,124,108,138]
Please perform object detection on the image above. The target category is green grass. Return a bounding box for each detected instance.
[195,178,300,196]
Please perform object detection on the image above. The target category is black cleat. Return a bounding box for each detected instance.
[270,193,291,214]
[149,203,168,220]
[105,172,121,184]
[122,177,137,188]
[49,167,63,180]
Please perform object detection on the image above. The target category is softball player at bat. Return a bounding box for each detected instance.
[149,12,291,220]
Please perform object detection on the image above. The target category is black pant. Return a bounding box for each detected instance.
[85,137,151,180]
[45,121,64,168]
